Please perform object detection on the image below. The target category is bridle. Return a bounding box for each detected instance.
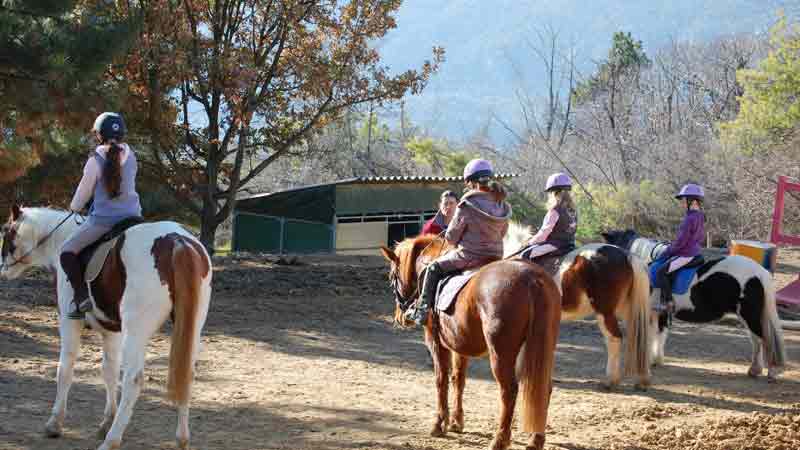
[389,267,418,312]
[0,212,76,272]
[387,233,447,312]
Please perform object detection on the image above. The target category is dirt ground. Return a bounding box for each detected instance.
[2,250,800,450]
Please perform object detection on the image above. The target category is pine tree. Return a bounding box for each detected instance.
[0,0,140,183]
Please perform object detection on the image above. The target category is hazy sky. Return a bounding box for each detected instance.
[378,0,788,143]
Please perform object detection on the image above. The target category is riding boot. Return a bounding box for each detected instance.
[61,252,91,320]
[655,263,674,313]
[406,263,443,326]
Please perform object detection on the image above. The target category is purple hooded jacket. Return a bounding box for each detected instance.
[664,209,705,259]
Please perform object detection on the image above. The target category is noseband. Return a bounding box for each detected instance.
[389,268,418,312]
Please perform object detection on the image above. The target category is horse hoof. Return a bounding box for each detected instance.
[525,433,546,450]
[430,425,447,437]
[177,438,190,449]
[97,440,121,450]
[97,419,113,440]
[601,382,618,392]
[634,382,650,391]
[488,437,511,450]
[449,420,464,433]
[767,375,779,384]
[44,419,62,438]
[747,367,762,378]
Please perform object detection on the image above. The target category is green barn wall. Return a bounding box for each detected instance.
[335,182,462,216]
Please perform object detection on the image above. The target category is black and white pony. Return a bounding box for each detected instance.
[602,229,787,381]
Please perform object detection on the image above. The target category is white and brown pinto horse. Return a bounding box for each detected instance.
[504,222,652,389]
[0,206,211,450]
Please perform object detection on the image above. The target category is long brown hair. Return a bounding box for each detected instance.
[103,142,123,198]
[467,179,507,202]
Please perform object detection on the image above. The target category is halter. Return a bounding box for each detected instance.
[0,212,76,272]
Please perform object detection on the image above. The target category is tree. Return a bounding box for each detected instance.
[573,31,651,183]
[123,0,443,251]
[0,0,140,183]
[721,16,800,155]
[405,136,473,177]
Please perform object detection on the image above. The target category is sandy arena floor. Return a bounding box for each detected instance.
[1,251,800,450]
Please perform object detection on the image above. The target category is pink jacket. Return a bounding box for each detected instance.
[445,190,512,259]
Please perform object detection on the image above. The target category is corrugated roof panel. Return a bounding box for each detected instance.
[237,173,519,201]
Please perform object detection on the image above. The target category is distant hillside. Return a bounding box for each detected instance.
[378,0,785,142]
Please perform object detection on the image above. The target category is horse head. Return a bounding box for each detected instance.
[380,234,448,326]
[1,205,78,279]
[1,204,36,279]
[600,229,639,250]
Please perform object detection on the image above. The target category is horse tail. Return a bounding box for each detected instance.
[517,271,561,436]
[759,273,786,369]
[167,238,207,406]
[623,254,652,380]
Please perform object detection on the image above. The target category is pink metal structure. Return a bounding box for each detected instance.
[770,176,800,310]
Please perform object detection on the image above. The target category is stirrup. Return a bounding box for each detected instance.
[67,299,93,320]
[653,301,675,314]
[67,307,85,320]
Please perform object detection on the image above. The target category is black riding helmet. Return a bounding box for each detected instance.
[92,112,126,143]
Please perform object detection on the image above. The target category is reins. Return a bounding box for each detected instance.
[390,232,447,313]
[1,212,77,271]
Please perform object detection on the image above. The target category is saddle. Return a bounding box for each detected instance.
[648,256,705,295]
[78,217,145,282]
[435,269,480,312]
[526,245,573,278]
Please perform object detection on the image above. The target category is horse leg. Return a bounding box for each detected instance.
[449,354,468,433]
[651,314,669,366]
[97,302,167,450]
[45,318,82,438]
[598,314,623,389]
[97,332,121,439]
[487,351,518,450]
[425,332,451,438]
[747,331,764,378]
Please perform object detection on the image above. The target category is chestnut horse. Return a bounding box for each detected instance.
[380,235,561,450]
[504,222,652,389]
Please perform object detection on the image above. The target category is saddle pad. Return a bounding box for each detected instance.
[435,269,480,312]
[648,259,697,295]
[85,237,120,283]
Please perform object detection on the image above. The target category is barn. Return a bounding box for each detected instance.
[232,174,516,255]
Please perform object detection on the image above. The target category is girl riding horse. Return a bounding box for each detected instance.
[406,158,512,326]
[653,183,706,312]
[521,173,578,265]
[62,112,143,320]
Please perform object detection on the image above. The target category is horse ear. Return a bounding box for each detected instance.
[11,204,22,221]
[380,246,399,264]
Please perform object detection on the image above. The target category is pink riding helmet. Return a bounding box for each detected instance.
[675,183,704,199]
[545,172,572,192]
[463,158,494,181]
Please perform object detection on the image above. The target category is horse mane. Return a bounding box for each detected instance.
[394,234,447,284]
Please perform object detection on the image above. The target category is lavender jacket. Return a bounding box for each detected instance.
[663,210,705,259]
[444,190,512,259]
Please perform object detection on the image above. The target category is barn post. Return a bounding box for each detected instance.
[279,217,286,254]
[331,215,338,254]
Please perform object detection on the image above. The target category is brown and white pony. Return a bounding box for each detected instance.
[0,206,211,450]
[381,235,561,450]
[505,222,652,389]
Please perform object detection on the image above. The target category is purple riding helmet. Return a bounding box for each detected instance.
[545,172,572,192]
[463,158,494,182]
[675,183,704,200]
